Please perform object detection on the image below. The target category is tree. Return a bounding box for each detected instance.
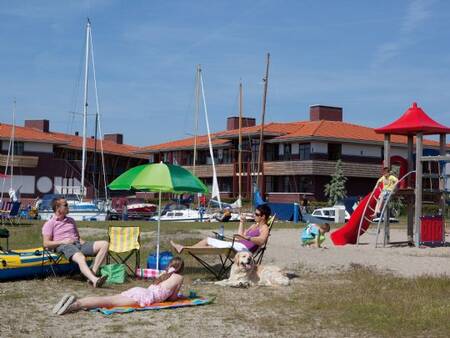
[324,159,347,206]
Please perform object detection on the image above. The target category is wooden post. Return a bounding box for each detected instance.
[407,135,414,244]
[383,134,391,246]
[439,134,446,218]
[414,133,423,246]
[238,81,243,209]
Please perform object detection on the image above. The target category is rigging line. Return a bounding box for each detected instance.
[10,99,15,190]
[67,25,87,135]
[256,53,270,189]
[89,22,108,200]
[199,68,221,208]
[0,101,14,202]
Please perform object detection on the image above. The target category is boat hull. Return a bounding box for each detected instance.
[0,247,83,281]
[38,210,108,221]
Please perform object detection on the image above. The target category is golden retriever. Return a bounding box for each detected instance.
[216,251,290,287]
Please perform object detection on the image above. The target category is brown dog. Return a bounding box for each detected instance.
[216,251,290,287]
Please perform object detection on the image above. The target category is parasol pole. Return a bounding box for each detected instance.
[157,189,162,271]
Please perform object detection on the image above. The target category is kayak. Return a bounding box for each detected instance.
[0,247,80,281]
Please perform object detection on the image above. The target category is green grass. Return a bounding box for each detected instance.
[1,219,304,249]
[280,266,450,337]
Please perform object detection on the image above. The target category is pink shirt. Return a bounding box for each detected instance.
[42,216,80,242]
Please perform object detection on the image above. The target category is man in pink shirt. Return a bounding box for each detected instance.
[42,198,109,287]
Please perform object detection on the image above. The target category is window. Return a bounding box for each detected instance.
[299,144,310,160]
[13,142,24,155]
[283,144,291,160]
[328,143,341,160]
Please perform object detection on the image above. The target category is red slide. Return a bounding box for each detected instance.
[331,188,381,245]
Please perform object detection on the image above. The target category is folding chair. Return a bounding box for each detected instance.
[1,202,21,225]
[178,214,276,280]
[107,226,141,276]
[41,248,67,277]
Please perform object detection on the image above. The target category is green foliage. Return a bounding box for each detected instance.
[324,159,348,206]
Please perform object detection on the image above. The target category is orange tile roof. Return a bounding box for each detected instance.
[271,120,441,146]
[139,119,445,152]
[0,123,67,144]
[50,131,147,158]
[0,123,146,158]
[138,132,230,153]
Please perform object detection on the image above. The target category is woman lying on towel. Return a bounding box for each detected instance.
[171,204,272,253]
[53,257,184,315]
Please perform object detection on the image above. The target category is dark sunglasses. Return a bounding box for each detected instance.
[61,203,68,207]
[254,212,262,216]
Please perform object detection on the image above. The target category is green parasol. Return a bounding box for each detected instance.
[108,162,208,270]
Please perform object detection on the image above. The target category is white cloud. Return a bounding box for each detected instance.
[372,0,435,68]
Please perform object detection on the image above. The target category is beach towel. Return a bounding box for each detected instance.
[91,296,214,315]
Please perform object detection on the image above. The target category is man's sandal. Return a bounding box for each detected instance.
[88,275,107,288]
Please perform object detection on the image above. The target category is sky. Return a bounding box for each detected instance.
[0,0,450,146]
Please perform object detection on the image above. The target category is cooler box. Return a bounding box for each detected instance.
[420,216,445,246]
[147,251,173,270]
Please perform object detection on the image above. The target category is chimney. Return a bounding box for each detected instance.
[226,116,256,130]
[104,133,123,144]
[25,119,50,132]
[309,105,343,122]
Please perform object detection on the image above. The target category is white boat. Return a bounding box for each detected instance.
[38,202,108,221]
[37,195,108,221]
[311,206,351,223]
[150,208,212,222]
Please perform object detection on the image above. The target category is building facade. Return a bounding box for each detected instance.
[0,119,147,201]
[137,105,446,202]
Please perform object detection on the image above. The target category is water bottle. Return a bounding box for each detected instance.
[219,224,225,240]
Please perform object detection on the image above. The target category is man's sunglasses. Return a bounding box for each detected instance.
[254,212,262,216]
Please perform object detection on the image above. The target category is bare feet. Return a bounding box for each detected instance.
[170,240,184,254]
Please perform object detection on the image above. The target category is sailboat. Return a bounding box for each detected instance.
[38,19,108,222]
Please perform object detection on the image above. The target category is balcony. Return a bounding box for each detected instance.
[0,154,39,168]
[183,163,234,178]
[263,160,381,178]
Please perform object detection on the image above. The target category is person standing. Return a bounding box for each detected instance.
[373,167,398,217]
[42,198,109,287]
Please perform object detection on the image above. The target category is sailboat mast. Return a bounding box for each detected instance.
[81,19,91,199]
[256,53,270,190]
[11,99,16,189]
[238,81,243,207]
[193,65,201,175]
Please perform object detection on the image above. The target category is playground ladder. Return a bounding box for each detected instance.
[374,171,416,247]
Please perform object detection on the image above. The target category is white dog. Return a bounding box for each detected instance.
[216,251,290,287]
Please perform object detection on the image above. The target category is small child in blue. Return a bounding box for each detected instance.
[301,223,330,248]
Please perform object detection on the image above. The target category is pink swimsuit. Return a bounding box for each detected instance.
[121,284,176,307]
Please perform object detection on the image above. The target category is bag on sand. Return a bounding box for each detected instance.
[100,263,126,284]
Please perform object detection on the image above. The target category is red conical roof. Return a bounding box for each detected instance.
[375,102,450,135]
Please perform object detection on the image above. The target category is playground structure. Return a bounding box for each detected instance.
[331,102,450,247]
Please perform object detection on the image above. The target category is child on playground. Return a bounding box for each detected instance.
[373,167,398,217]
[301,223,330,248]
[53,257,185,315]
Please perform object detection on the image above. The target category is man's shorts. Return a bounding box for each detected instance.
[56,241,95,260]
